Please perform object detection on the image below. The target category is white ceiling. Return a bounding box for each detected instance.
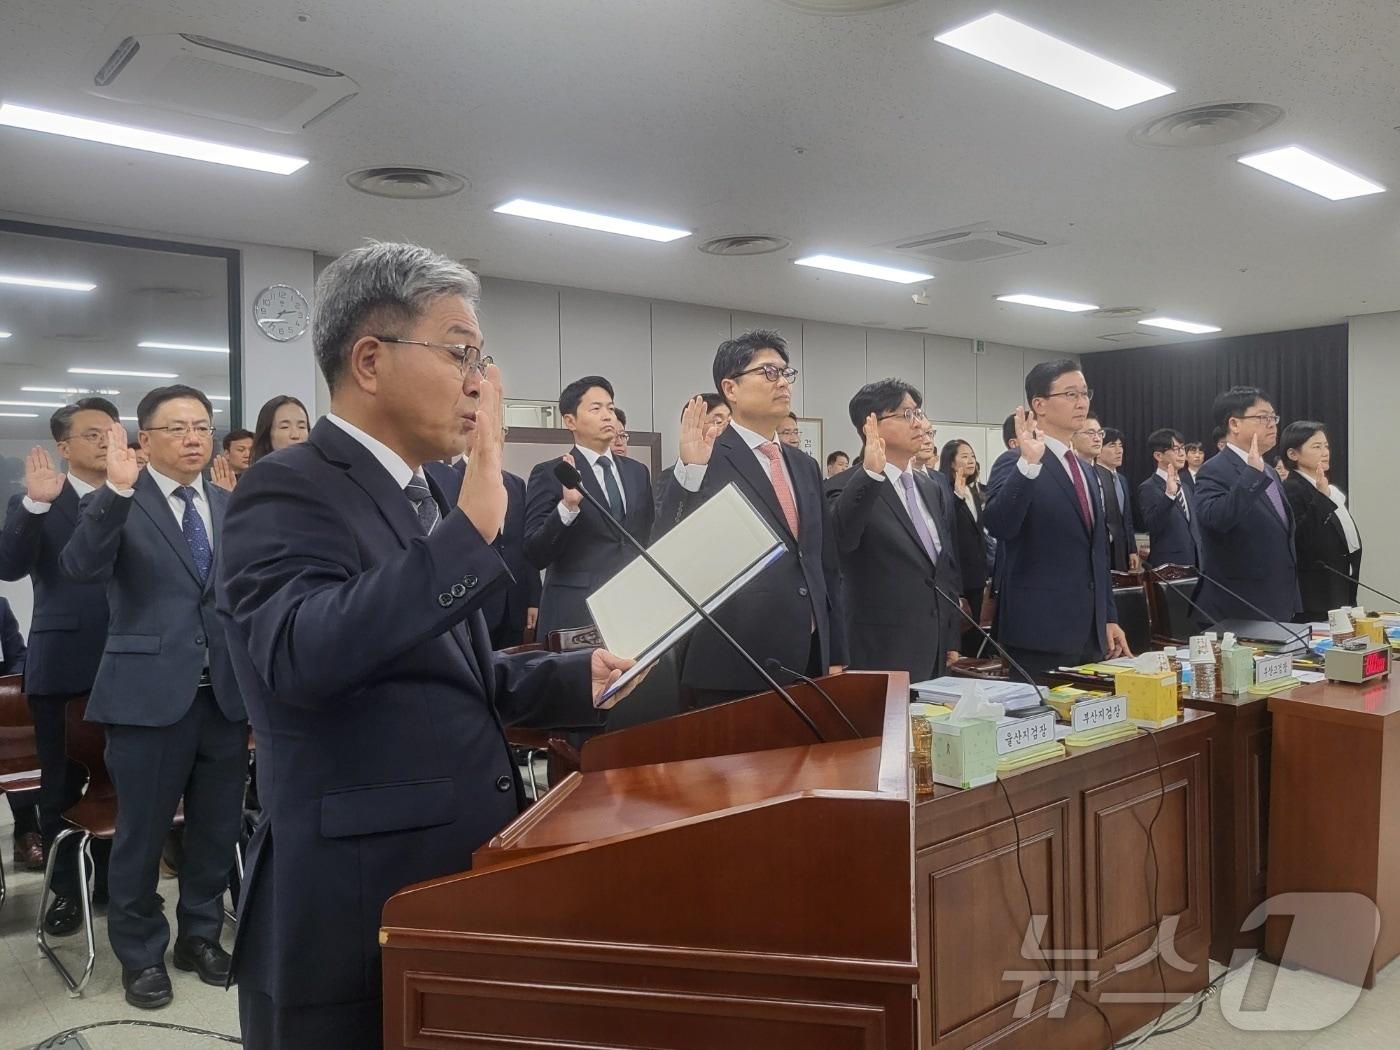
[1,0,1397,354]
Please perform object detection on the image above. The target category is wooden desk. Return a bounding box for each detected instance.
[915,712,1214,1049]
[1265,678,1400,987]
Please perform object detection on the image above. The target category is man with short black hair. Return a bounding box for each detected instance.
[524,376,654,635]
[828,380,961,678]
[1138,428,1199,568]
[221,428,254,476]
[1002,412,1020,451]
[0,397,119,935]
[825,450,849,479]
[1184,441,1204,485]
[610,407,630,458]
[984,360,1129,675]
[1193,386,1300,622]
[1096,426,1138,571]
[778,411,803,449]
[61,385,245,1010]
[658,330,845,706]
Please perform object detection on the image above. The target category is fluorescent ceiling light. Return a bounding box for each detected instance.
[0,412,38,418]
[23,386,120,395]
[996,293,1098,313]
[119,416,138,421]
[138,340,229,354]
[1237,145,1385,201]
[493,198,690,242]
[0,273,95,292]
[208,395,231,402]
[794,254,933,284]
[934,13,1173,110]
[1139,316,1221,335]
[0,399,64,408]
[0,103,309,175]
[69,367,178,378]
[0,331,10,338]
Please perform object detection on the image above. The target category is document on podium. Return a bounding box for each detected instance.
[588,483,786,706]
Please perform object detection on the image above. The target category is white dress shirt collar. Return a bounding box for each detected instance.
[67,474,97,498]
[728,420,777,450]
[325,413,416,490]
[1156,467,1172,482]
[883,461,915,487]
[1042,433,1074,465]
[147,464,206,503]
[1226,441,1252,464]
[573,443,614,472]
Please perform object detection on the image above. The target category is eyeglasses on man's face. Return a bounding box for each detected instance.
[877,407,929,427]
[731,363,798,384]
[145,424,215,440]
[1077,427,1106,439]
[1238,412,1280,426]
[1042,388,1093,404]
[376,336,493,378]
[66,428,109,445]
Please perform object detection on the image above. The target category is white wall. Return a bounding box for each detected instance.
[1347,311,1400,600]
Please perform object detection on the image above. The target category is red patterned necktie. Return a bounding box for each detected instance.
[1064,451,1093,530]
[758,442,800,535]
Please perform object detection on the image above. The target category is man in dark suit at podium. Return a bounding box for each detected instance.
[827,379,961,680]
[524,376,654,635]
[1192,386,1300,622]
[1138,428,1200,568]
[655,330,846,707]
[984,360,1130,676]
[217,243,640,1050]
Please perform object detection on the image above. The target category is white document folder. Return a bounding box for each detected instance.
[587,483,786,706]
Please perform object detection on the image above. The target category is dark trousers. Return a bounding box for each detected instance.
[6,789,38,834]
[104,686,247,970]
[1004,621,1105,679]
[240,984,383,1050]
[27,693,109,898]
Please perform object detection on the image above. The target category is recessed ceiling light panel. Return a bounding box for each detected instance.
[1139,316,1221,334]
[794,254,933,283]
[996,293,1098,313]
[69,367,178,378]
[1237,145,1385,200]
[0,273,96,292]
[138,340,229,353]
[494,198,690,242]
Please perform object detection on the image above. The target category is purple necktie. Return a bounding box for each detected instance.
[899,472,941,562]
[1265,475,1288,523]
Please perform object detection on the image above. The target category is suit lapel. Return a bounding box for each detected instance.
[205,485,228,593]
[719,428,793,542]
[1044,452,1091,536]
[916,472,955,557]
[133,472,202,584]
[312,420,422,549]
[54,482,80,526]
[571,447,611,513]
[424,469,484,686]
[780,444,817,548]
[876,471,931,564]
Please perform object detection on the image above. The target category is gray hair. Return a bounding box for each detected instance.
[313,241,480,391]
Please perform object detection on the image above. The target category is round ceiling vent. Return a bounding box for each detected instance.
[1084,306,1155,320]
[698,235,791,257]
[345,166,467,199]
[770,0,914,13]
[1130,102,1284,149]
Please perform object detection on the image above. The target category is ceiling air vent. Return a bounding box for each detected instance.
[699,235,790,256]
[770,0,915,13]
[1097,331,1160,343]
[1084,306,1154,321]
[883,222,1060,264]
[346,166,467,200]
[86,32,359,132]
[1131,102,1284,149]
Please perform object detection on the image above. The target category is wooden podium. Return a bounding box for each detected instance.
[381,671,917,1050]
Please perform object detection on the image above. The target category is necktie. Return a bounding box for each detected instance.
[757,442,800,536]
[597,456,624,520]
[898,472,941,562]
[175,486,213,583]
[1064,451,1093,530]
[404,474,440,534]
[1265,474,1288,523]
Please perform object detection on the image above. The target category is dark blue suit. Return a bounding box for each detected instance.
[984,447,1118,673]
[1192,445,1300,622]
[1138,473,1201,568]
[217,419,599,1050]
[424,461,540,649]
[60,471,247,970]
[0,482,111,897]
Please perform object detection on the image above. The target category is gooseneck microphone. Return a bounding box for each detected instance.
[552,461,825,743]
[1314,561,1400,609]
[927,580,1047,702]
[1146,562,1311,652]
[763,658,860,739]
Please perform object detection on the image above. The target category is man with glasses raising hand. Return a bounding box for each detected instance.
[1192,385,1300,623]
[656,329,846,708]
[60,385,246,1010]
[984,359,1131,676]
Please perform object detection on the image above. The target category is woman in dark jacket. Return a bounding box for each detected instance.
[939,439,990,653]
[1279,421,1362,622]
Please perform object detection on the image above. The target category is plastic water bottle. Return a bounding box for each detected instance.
[1191,653,1217,700]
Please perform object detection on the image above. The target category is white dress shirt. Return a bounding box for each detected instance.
[865,460,941,552]
[557,443,625,525]
[325,413,415,489]
[110,466,214,552]
[23,472,97,515]
[673,420,796,498]
[958,484,979,521]
[1299,469,1362,554]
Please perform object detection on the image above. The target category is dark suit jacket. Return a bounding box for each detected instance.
[425,461,541,649]
[216,419,597,1012]
[523,448,654,636]
[947,483,989,595]
[1192,446,1300,622]
[1138,473,1201,568]
[984,447,1118,657]
[1283,473,1361,617]
[59,472,242,727]
[1096,466,1136,571]
[828,465,961,679]
[0,596,26,676]
[0,483,109,695]
[655,424,846,691]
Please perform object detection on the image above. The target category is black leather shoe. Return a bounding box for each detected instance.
[173,936,232,986]
[122,964,173,1009]
[42,895,82,937]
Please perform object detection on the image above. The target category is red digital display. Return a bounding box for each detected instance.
[1363,649,1389,677]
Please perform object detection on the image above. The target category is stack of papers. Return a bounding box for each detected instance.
[910,677,1044,710]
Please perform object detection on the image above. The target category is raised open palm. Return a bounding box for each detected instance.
[24,446,65,503]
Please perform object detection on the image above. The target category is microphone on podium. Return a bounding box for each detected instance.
[1142,562,1311,652]
[926,580,1047,702]
[1313,561,1400,609]
[551,460,825,743]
